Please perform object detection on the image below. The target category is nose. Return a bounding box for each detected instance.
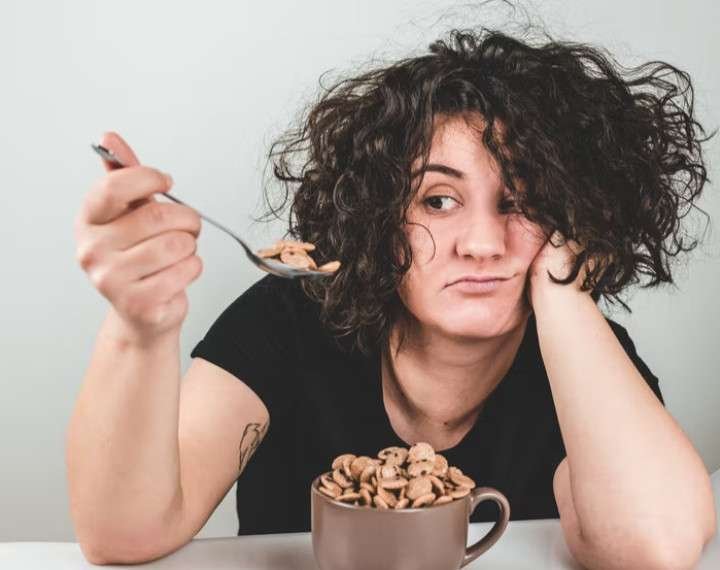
[455,210,507,261]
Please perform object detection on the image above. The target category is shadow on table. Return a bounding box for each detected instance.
[119,534,320,570]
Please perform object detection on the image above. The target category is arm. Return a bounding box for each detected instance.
[66,309,269,565]
[533,288,716,570]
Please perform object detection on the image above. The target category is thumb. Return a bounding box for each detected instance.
[98,131,141,172]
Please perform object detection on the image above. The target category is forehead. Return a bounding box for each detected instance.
[411,114,504,178]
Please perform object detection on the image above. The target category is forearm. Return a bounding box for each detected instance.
[533,289,716,565]
[66,309,184,548]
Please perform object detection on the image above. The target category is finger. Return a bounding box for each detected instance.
[82,166,173,225]
[97,131,157,213]
[97,202,202,252]
[77,203,201,266]
[129,253,203,308]
[112,230,198,282]
[98,131,140,171]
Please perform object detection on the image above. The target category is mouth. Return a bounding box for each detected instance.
[445,274,513,294]
[446,274,512,286]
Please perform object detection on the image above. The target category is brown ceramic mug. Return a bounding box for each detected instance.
[310,475,510,570]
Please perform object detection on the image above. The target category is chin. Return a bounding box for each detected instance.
[433,304,525,338]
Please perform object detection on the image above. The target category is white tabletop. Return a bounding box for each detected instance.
[3,470,719,569]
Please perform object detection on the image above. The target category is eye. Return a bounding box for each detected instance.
[422,195,459,212]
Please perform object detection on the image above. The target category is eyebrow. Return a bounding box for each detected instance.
[410,163,465,180]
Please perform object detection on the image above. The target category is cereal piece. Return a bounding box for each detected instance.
[408,460,434,478]
[448,467,476,489]
[433,495,454,506]
[359,487,372,506]
[337,492,362,503]
[432,454,449,477]
[429,475,446,495]
[280,249,313,269]
[373,495,390,510]
[349,456,373,480]
[408,442,436,464]
[332,468,353,489]
[320,473,339,489]
[319,485,342,499]
[377,486,398,508]
[380,476,408,490]
[318,260,341,273]
[406,476,433,500]
[379,464,400,480]
[394,498,410,509]
[332,453,356,471]
[277,239,316,252]
[378,446,408,466]
[411,493,436,508]
[256,244,283,258]
[450,487,471,499]
[359,464,376,483]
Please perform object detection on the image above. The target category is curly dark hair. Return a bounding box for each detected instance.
[258,24,715,356]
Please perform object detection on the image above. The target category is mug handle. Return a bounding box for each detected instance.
[461,486,511,568]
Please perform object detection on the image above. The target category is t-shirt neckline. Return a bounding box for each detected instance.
[362,314,537,455]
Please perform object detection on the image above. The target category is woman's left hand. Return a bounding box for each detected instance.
[526,230,594,306]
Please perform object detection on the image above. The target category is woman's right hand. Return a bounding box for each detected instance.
[75,132,203,343]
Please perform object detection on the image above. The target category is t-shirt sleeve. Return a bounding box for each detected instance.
[189,275,300,414]
[607,319,665,406]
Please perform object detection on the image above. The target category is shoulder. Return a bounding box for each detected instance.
[217,274,317,331]
[191,273,325,363]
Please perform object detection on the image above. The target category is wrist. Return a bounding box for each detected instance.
[530,279,593,315]
[101,309,181,352]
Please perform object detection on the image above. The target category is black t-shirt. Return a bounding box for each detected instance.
[190,274,664,535]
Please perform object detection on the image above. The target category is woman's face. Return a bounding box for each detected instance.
[398,114,547,340]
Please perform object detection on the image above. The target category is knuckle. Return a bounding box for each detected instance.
[165,232,195,255]
[92,182,117,216]
[145,304,168,326]
[91,267,113,295]
[189,255,203,279]
[152,168,169,188]
[188,209,202,234]
[191,254,203,275]
[144,202,168,226]
[123,294,148,322]
[129,290,165,326]
[75,245,95,271]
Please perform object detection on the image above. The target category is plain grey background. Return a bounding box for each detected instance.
[1,0,718,542]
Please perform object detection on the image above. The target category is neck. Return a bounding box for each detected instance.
[382,312,530,442]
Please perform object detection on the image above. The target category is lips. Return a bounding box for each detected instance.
[447,275,511,287]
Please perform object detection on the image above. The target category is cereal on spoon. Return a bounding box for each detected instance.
[257,239,340,273]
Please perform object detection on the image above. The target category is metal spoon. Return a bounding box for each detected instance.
[90,143,331,279]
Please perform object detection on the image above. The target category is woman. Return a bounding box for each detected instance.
[67,27,716,568]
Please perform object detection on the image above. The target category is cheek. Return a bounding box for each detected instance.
[510,219,547,266]
[404,222,439,267]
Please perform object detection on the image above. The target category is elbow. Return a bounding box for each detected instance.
[74,507,190,565]
[581,521,714,570]
[635,533,708,570]
[78,530,188,566]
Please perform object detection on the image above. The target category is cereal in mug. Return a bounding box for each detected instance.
[317,442,476,509]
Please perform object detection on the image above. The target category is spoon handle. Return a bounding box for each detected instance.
[90,143,247,244]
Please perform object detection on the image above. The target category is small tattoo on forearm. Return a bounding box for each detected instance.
[238,421,268,474]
